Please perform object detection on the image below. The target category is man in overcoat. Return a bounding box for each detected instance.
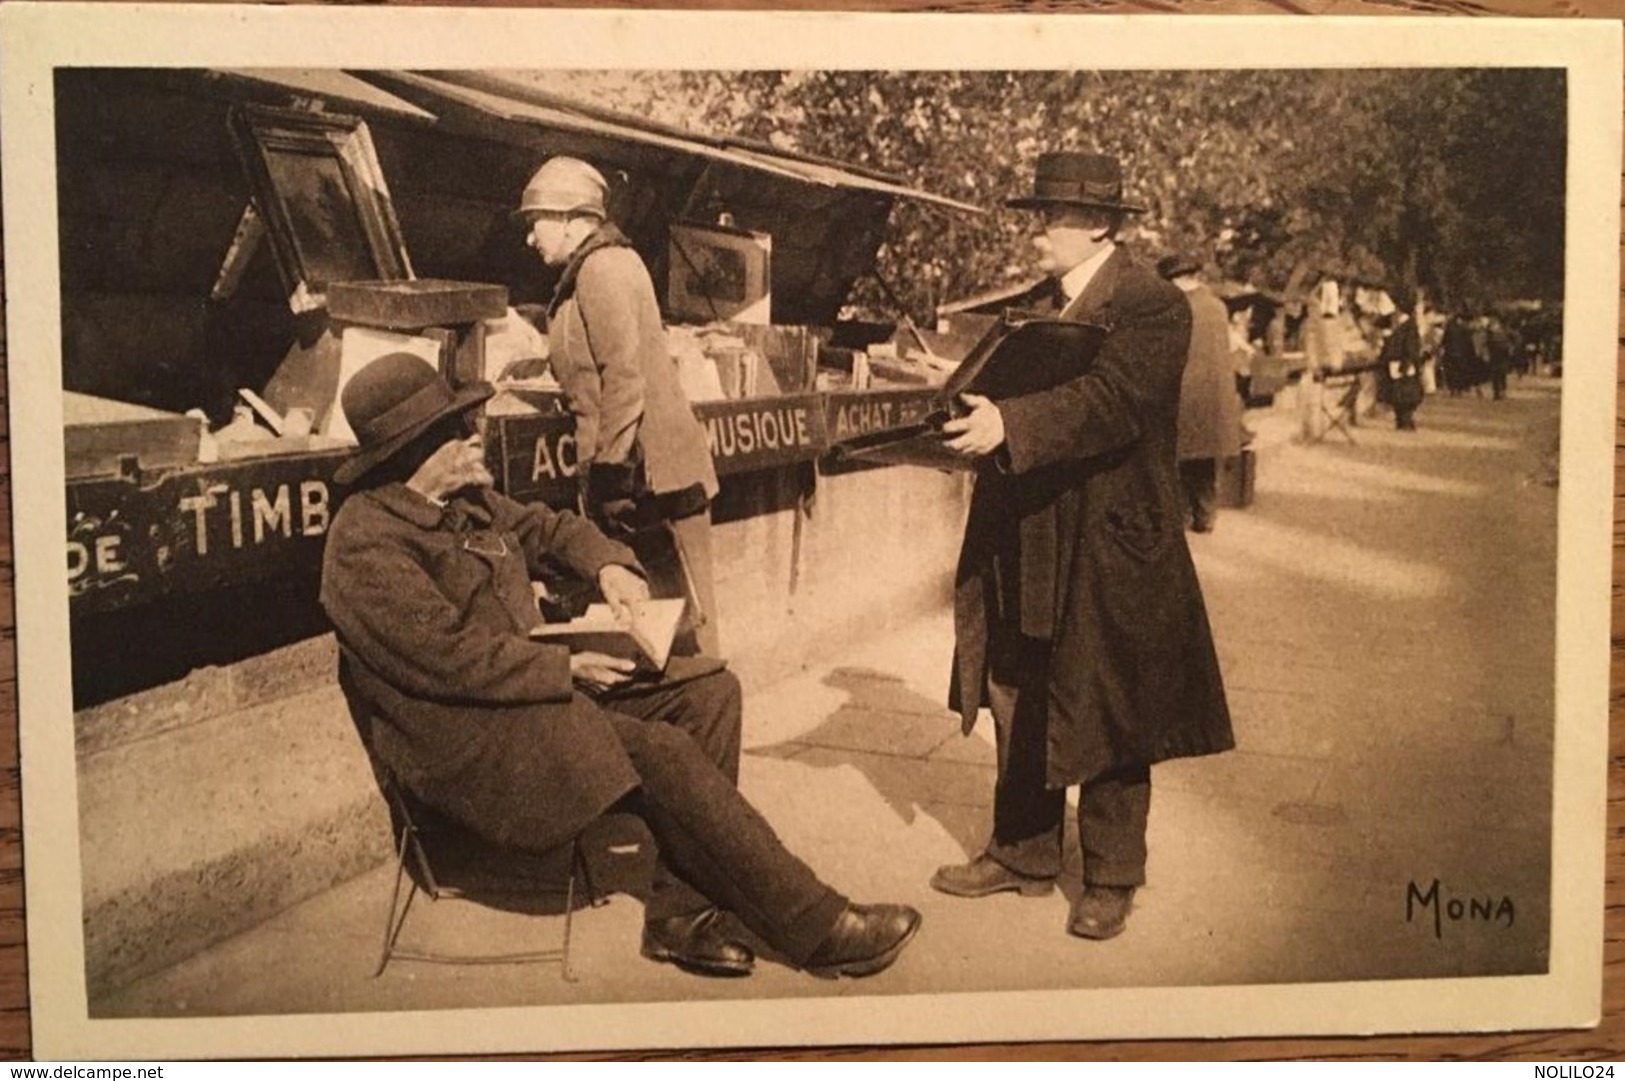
[1158,253,1244,533]
[518,156,723,656]
[320,351,920,979]
[1380,296,1425,431]
[1441,311,1483,396]
[932,152,1235,940]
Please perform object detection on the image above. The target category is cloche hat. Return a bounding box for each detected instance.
[514,156,610,222]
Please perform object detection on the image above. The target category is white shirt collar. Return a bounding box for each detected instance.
[1058,242,1116,305]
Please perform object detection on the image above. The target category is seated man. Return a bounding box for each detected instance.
[320,351,921,980]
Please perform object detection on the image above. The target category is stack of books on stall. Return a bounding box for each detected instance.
[63,392,203,479]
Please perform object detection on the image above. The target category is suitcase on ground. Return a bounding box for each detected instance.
[1218,448,1256,509]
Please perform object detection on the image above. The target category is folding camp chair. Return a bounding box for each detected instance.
[371,771,603,981]
[339,662,606,981]
[1313,371,1362,445]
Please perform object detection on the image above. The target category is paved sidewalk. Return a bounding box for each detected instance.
[95,379,1560,1018]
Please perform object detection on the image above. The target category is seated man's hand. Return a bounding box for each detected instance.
[941,393,1006,457]
[407,435,494,504]
[570,651,636,693]
[598,563,650,623]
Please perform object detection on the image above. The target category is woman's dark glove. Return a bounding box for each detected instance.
[587,460,642,504]
[597,497,643,540]
[585,460,649,539]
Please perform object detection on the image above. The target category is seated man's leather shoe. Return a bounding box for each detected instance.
[803,903,922,979]
[641,907,755,977]
[1067,885,1135,940]
[930,853,1055,898]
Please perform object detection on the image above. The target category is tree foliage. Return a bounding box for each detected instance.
[522,68,1566,321]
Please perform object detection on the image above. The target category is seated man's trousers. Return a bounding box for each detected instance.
[600,669,847,964]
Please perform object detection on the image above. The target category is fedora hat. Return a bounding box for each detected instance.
[333,353,493,486]
[1007,152,1148,215]
[1156,253,1202,281]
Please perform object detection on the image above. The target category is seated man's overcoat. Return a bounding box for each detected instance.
[322,485,643,853]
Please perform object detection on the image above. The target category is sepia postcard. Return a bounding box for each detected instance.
[0,3,1619,1060]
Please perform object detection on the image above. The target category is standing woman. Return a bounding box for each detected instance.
[517,157,723,656]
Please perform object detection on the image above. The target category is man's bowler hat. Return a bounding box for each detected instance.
[1007,152,1148,215]
[333,352,494,486]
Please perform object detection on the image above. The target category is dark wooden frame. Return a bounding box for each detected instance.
[228,104,413,313]
[667,220,773,325]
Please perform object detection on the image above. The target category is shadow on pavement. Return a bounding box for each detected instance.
[747,665,1089,888]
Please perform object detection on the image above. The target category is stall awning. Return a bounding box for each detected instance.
[719,144,982,215]
[360,69,982,214]
[207,69,437,121]
[364,70,817,181]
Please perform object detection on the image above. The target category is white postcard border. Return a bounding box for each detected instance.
[0,4,1616,1059]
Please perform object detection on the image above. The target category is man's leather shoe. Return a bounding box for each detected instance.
[640,907,754,977]
[802,903,922,979]
[930,854,1056,898]
[1068,886,1135,940]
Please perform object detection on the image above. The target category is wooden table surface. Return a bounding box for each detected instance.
[0,0,1620,1061]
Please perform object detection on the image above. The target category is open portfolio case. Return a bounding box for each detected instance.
[831,314,1108,470]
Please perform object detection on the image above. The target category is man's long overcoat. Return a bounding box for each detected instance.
[1175,282,1244,463]
[320,485,645,854]
[949,249,1235,786]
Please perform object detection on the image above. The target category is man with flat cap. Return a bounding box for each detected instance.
[320,351,920,979]
[933,152,1235,940]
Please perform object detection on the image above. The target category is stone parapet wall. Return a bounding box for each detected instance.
[75,636,341,760]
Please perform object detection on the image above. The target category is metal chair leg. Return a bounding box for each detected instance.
[561,838,580,983]
[576,838,608,909]
[374,826,419,978]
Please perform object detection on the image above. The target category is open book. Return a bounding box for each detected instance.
[529,598,687,674]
